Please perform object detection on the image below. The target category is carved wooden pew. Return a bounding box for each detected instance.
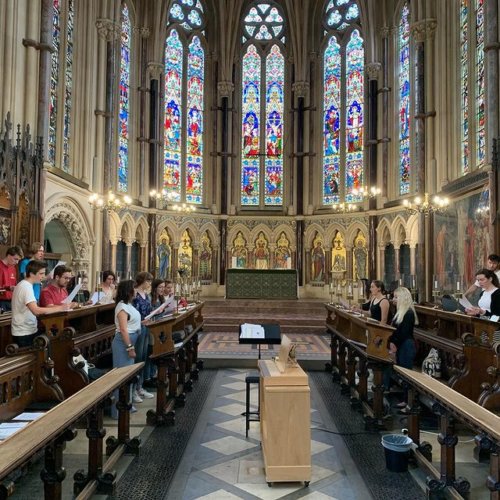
[0,336,64,421]
[0,363,143,500]
[413,305,499,410]
[395,366,500,499]
[0,312,12,357]
[144,303,204,426]
[25,304,117,397]
[325,304,394,429]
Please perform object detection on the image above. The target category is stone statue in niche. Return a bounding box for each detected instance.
[353,231,367,279]
[311,234,325,282]
[254,232,270,270]
[199,232,212,279]
[331,230,346,273]
[274,232,291,269]
[157,233,171,279]
[231,232,248,269]
[178,230,193,277]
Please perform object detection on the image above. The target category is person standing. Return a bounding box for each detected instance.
[111,280,142,419]
[464,269,500,317]
[0,245,23,311]
[132,272,155,403]
[387,287,418,413]
[356,280,390,324]
[18,242,44,301]
[464,254,500,300]
[11,260,69,347]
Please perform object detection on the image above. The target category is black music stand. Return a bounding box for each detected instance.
[238,323,282,359]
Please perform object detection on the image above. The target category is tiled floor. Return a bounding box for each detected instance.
[167,368,373,499]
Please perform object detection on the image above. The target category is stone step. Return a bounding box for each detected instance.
[202,316,324,326]
[202,324,326,335]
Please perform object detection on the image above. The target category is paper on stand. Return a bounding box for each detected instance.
[13,412,45,421]
[240,323,265,339]
[48,261,66,279]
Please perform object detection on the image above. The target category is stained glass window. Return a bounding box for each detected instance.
[118,3,131,192]
[48,0,74,172]
[460,0,485,173]
[475,0,485,166]
[398,3,410,195]
[164,2,206,205]
[241,1,285,207]
[322,1,363,205]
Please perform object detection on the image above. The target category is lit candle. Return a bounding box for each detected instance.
[348,283,353,295]
[456,280,461,292]
[337,283,341,294]
[175,283,180,295]
[434,280,438,289]
[96,272,101,285]
[329,283,334,292]
[77,276,82,285]
[412,276,416,289]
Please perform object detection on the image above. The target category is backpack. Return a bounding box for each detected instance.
[422,348,441,378]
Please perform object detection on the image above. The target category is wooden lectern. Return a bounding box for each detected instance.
[257,337,311,486]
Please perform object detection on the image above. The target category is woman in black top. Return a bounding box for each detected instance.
[359,280,390,324]
[388,286,418,412]
[465,268,500,318]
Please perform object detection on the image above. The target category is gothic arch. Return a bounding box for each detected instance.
[118,213,135,242]
[345,220,368,246]
[175,221,199,247]
[198,221,219,249]
[324,222,347,248]
[271,224,295,250]
[304,223,325,249]
[376,217,393,245]
[392,215,408,247]
[249,224,273,246]
[135,216,149,245]
[227,224,251,247]
[44,198,94,265]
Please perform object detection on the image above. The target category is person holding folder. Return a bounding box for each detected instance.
[39,265,78,308]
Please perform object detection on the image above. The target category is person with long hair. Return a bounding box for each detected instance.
[388,286,418,413]
[357,280,390,324]
[132,272,155,403]
[111,279,141,419]
[465,268,500,318]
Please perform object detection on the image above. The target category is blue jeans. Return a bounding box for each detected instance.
[134,325,150,388]
[111,329,140,419]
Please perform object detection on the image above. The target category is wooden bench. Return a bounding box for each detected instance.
[413,305,499,410]
[0,363,144,500]
[325,304,395,429]
[395,365,500,499]
[145,303,204,425]
[0,336,64,421]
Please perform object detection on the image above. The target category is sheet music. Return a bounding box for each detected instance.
[0,422,28,440]
[145,303,167,321]
[459,297,474,309]
[13,412,45,421]
[63,283,81,304]
[48,261,66,279]
[240,323,265,339]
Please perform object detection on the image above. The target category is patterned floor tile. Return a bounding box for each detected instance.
[201,435,259,455]
[221,381,247,391]
[193,490,245,500]
[213,402,247,416]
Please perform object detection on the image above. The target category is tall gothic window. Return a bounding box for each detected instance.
[460,0,485,174]
[48,0,74,172]
[240,2,285,207]
[322,0,364,205]
[398,2,411,195]
[118,2,131,192]
[163,0,205,204]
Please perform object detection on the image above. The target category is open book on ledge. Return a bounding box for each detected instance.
[240,323,265,339]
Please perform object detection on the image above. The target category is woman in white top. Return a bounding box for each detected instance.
[100,271,117,304]
[465,268,500,318]
[111,279,142,419]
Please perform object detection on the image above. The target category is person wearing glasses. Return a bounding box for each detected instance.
[39,265,78,308]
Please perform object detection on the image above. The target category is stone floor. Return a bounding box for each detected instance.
[6,334,492,499]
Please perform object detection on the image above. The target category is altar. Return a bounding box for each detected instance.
[225,269,298,299]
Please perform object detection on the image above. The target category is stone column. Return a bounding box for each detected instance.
[125,238,133,277]
[140,242,147,272]
[95,18,120,271]
[136,27,150,204]
[147,61,163,272]
[366,62,381,279]
[378,245,386,283]
[411,18,436,299]
[217,82,234,286]
[110,238,118,273]
[485,0,499,165]
[379,27,390,197]
[293,82,309,287]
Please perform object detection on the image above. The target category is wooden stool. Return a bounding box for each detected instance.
[245,371,260,437]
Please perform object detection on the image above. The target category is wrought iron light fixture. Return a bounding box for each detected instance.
[352,185,381,198]
[331,202,357,214]
[149,189,196,213]
[403,192,449,216]
[89,190,132,212]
